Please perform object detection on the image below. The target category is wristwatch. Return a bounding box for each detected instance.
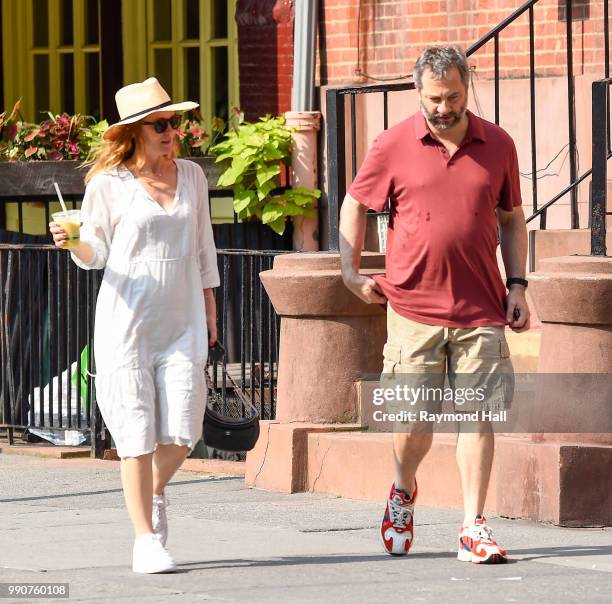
[506,277,528,289]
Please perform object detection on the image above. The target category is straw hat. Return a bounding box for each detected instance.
[103,77,198,139]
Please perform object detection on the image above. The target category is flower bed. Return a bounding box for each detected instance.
[0,103,319,236]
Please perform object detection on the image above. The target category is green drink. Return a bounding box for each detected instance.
[52,210,81,249]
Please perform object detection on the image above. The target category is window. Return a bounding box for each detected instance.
[123,0,239,128]
[558,1,590,22]
[2,0,101,121]
[1,0,100,234]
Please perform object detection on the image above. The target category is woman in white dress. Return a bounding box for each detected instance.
[49,78,220,574]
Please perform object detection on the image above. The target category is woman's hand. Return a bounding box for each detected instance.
[207,321,218,347]
[49,222,96,264]
[204,288,218,347]
[49,222,69,248]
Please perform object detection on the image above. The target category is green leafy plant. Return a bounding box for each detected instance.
[210,113,320,235]
[0,100,108,161]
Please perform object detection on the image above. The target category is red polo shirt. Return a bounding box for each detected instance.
[348,110,522,327]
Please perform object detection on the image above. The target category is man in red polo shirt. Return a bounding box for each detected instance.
[339,46,530,564]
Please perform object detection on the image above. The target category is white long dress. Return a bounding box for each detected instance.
[71,159,220,457]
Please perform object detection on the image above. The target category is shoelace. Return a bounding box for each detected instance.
[467,522,494,543]
[389,496,413,529]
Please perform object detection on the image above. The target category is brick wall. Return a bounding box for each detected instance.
[237,0,294,120]
[319,0,609,86]
[234,1,607,114]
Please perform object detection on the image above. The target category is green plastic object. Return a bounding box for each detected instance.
[71,345,90,409]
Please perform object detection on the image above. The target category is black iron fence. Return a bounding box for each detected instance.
[0,238,102,451]
[0,193,288,456]
[211,249,286,424]
[325,0,611,249]
[591,78,612,256]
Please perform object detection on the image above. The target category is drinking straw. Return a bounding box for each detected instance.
[53,181,68,213]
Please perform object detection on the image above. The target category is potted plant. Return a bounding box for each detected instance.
[210,112,320,235]
[174,109,231,191]
[0,100,108,196]
[0,102,231,197]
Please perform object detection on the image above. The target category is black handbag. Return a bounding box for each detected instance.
[203,343,260,452]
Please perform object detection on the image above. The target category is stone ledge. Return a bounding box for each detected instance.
[306,431,488,509]
[245,421,363,492]
[0,444,90,459]
[247,427,611,526]
[180,458,246,476]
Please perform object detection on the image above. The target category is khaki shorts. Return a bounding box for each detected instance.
[381,305,514,414]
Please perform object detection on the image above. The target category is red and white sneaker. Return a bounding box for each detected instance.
[380,481,417,556]
[458,516,508,564]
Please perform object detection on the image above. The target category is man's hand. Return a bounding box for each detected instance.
[339,193,386,305]
[498,205,529,333]
[506,285,530,332]
[344,273,387,305]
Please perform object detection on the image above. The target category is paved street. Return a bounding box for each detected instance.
[0,453,610,603]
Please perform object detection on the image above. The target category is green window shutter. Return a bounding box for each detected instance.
[1,0,101,121]
[1,0,101,235]
[121,0,147,84]
[122,0,239,128]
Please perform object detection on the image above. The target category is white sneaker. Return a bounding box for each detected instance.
[152,494,169,546]
[132,533,176,574]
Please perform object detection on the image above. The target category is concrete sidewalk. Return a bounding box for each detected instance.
[0,454,610,604]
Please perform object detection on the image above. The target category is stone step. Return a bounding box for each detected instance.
[306,431,484,508]
[0,444,90,459]
[304,430,610,526]
[530,229,612,272]
[246,422,612,525]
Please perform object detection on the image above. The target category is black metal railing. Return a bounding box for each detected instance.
[591,78,612,256]
[210,250,287,425]
[325,0,610,249]
[0,239,102,451]
[0,195,289,456]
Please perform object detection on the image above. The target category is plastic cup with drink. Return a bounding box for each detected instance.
[51,182,81,249]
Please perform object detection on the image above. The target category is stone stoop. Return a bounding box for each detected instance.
[245,424,472,506]
[245,422,363,493]
[304,431,478,509]
[246,425,611,526]
[530,230,612,272]
[306,431,611,526]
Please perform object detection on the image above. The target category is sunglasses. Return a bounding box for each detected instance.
[140,115,182,133]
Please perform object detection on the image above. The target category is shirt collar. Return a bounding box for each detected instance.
[415,110,487,143]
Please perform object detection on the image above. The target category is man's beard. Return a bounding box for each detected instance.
[420,102,467,130]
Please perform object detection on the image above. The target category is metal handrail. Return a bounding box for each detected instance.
[327,0,538,97]
[526,152,612,224]
[466,0,538,55]
[325,0,609,249]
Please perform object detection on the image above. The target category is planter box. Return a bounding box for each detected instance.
[0,156,228,199]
